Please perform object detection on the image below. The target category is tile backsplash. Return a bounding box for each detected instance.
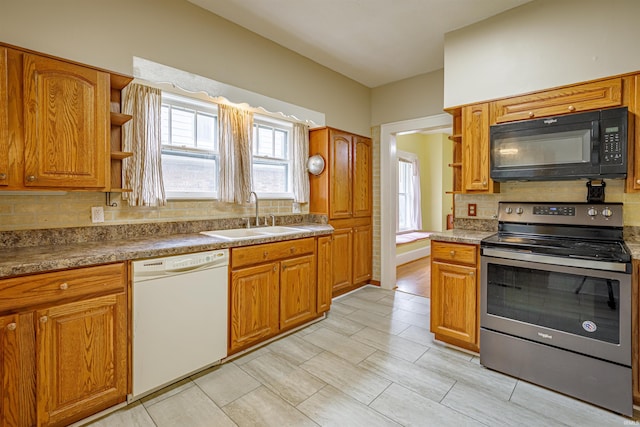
[0,192,307,231]
[455,179,640,226]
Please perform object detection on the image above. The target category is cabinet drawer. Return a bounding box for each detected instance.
[492,78,622,123]
[431,241,477,265]
[0,263,126,313]
[232,238,315,268]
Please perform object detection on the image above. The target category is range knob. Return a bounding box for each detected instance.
[515,207,524,215]
[587,207,598,217]
[601,207,613,218]
[505,207,513,214]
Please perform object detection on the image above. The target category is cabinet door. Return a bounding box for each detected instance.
[430,261,477,348]
[230,263,279,353]
[316,236,333,314]
[36,293,127,427]
[1,314,21,427]
[628,75,640,193]
[331,227,353,296]
[492,78,622,123]
[280,254,316,330]
[23,54,109,188]
[352,136,372,217]
[329,130,353,219]
[0,47,7,186]
[352,224,372,285]
[462,103,492,193]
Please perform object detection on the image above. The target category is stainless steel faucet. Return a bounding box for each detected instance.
[249,191,260,227]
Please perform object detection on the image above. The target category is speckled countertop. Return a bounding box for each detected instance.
[0,223,333,278]
[428,229,496,245]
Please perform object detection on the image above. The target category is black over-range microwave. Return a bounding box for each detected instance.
[489,106,628,181]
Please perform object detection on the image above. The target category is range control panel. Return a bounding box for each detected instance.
[498,202,623,227]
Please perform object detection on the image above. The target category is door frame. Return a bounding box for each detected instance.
[379,114,452,289]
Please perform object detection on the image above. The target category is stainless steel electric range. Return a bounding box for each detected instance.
[480,202,632,416]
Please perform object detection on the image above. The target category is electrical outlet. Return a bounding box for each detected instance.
[91,206,105,223]
[468,203,477,217]
[292,202,301,214]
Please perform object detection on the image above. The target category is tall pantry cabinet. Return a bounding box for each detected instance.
[309,127,373,297]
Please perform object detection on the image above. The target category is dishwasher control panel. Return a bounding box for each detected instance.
[133,250,229,280]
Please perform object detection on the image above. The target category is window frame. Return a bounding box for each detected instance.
[160,92,219,200]
[397,150,419,233]
[251,116,294,200]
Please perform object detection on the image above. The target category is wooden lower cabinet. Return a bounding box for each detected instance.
[329,219,372,297]
[280,255,316,329]
[230,263,280,352]
[330,227,353,295]
[430,241,479,352]
[0,263,127,427]
[229,237,327,355]
[352,224,372,285]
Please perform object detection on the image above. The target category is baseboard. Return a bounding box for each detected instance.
[396,245,430,266]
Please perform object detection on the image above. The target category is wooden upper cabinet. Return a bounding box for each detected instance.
[462,103,494,192]
[492,77,623,124]
[0,47,7,187]
[352,136,372,217]
[330,130,353,219]
[627,75,640,192]
[23,54,109,189]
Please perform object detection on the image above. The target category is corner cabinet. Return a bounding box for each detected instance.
[1,42,132,192]
[430,240,479,353]
[0,263,128,427]
[309,127,373,296]
[229,238,321,355]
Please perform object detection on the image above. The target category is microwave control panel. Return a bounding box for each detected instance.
[602,126,623,164]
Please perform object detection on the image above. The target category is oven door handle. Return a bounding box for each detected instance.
[481,247,629,273]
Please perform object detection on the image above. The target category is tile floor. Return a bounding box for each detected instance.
[85,285,636,427]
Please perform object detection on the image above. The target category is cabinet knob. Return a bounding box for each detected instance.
[40,316,48,324]
[528,112,535,118]
[470,271,475,277]
[568,105,576,112]
[6,322,16,331]
[482,180,487,186]
[449,250,455,256]
[26,175,36,182]
[290,247,296,253]
[59,282,69,290]
[0,173,6,180]
[636,179,640,185]
[263,251,268,258]
[273,265,277,272]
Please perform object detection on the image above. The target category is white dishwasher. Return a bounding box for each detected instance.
[131,249,228,400]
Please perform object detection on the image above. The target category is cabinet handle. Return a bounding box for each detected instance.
[449,250,455,256]
[568,105,576,112]
[6,322,16,331]
[40,316,48,324]
[0,173,6,180]
[528,112,535,118]
[26,175,36,182]
[59,282,69,290]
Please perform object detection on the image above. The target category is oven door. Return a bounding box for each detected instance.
[481,253,631,366]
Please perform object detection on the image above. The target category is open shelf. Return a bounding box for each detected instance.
[110,151,133,160]
[110,112,132,126]
[448,134,462,142]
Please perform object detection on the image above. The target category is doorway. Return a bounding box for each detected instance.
[379,114,453,291]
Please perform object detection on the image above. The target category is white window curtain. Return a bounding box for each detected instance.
[397,151,422,232]
[292,123,310,203]
[122,83,166,207]
[411,158,423,230]
[218,104,254,204]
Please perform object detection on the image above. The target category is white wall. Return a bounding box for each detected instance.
[444,0,640,108]
[0,0,371,135]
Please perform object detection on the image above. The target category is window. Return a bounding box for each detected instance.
[397,151,422,232]
[252,117,293,198]
[161,93,219,199]
[160,92,295,200]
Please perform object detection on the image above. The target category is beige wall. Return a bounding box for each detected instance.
[371,69,445,126]
[444,0,640,107]
[0,0,371,135]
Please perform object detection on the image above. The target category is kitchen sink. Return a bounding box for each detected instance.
[200,226,305,241]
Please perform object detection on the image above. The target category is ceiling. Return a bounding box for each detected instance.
[188,0,531,88]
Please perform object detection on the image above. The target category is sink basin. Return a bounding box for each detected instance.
[200,228,271,240]
[258,226,304,235]
[200,226,305,241]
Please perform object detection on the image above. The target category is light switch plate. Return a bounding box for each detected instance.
[91,206,105,223]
